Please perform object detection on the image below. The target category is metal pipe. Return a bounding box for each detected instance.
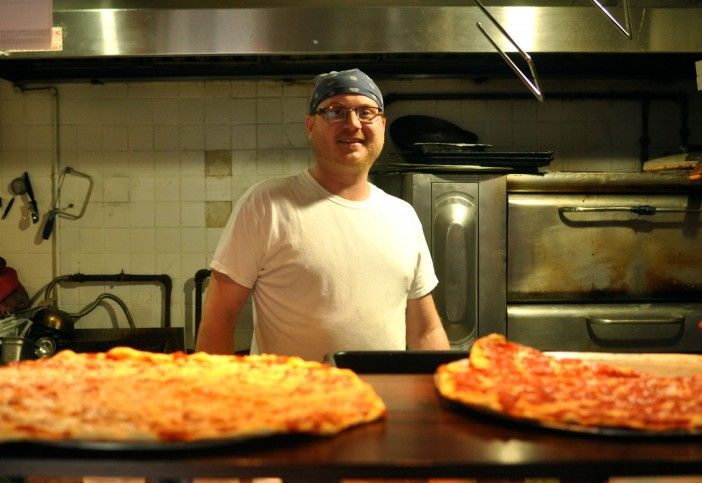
[68,293,136,329]
[640,98,650,162]
[559,205,702,216]
[473,0,543,102]
[194,268,212,339]
[588,0,632,40]
[44,272,173,327]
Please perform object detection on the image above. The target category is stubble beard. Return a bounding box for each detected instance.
[312,135,384,177]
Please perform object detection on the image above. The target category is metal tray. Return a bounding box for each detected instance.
[414,142,492,153]
[325,350,467,374]
[400,150,553,167]
[0,431,307,453]
[437,392,702,439]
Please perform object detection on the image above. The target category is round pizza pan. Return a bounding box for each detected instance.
[0,431,308,452]
[436,392,702,439]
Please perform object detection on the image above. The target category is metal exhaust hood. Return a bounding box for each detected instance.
[1,1,701,83]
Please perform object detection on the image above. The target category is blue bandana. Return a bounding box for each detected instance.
[308,68,384,114]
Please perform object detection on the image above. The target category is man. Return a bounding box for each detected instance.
[196,68,450,360]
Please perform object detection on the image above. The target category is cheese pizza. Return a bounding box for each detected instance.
[0,347,386,442]
[435,334,702,433]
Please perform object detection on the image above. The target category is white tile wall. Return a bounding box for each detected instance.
[1,75,701,351]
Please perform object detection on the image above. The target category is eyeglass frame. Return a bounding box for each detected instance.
[313,105,384,124]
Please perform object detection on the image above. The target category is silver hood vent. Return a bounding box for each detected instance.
[1,1,701,83]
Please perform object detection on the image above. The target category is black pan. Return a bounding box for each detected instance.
[389,115,479,153]
[324,350,467,374]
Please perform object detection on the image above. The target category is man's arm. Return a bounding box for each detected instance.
[195,270,252,354]
[405,292,450,350]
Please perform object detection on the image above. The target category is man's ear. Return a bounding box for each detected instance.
[305,114,314,139]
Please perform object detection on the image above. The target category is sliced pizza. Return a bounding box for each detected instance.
[436,334,702,433]
[0,347,386,442]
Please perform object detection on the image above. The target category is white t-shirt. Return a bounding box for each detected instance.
[210,170,438,361]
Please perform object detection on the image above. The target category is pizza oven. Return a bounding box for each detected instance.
[506,172,702,353]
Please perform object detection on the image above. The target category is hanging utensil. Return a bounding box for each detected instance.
[42,167,94,240]
[42,209,57,239]
[2,177,26,220]
[1,198,15,220]
[22,171,39,224]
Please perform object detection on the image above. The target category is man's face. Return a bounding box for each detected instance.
[305,94,386,175]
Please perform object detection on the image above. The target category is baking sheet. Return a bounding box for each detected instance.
[326,349,467,374]
[401,151,553,167]
[413,142,492,153]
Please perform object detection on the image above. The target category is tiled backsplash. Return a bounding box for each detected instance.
[1,75,700,350]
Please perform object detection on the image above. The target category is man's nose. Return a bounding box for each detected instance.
[343,109,363,128]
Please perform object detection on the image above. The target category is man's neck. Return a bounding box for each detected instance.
[309,166,370,201]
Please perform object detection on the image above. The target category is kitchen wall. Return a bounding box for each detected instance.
[1,74,701,351]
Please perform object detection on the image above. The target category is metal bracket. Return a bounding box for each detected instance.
[588,0,633,40]
[473,0,544,103]
[54,166,94,220]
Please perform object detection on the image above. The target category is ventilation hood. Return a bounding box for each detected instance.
[0,1,701,83]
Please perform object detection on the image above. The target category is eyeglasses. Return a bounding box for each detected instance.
[314,106,383,124]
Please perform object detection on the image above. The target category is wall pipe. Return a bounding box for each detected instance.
[194,268,212,339]
[44,272,173,327]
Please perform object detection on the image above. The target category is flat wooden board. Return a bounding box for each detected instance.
[547,351,702,377]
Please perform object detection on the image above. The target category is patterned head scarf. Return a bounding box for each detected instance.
[308,68,384,114]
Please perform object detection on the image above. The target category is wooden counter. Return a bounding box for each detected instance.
[1,372,702,482]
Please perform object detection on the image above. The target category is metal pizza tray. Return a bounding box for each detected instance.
[0,432,310,453]
[436,391,702,439]
[324,350,467,374]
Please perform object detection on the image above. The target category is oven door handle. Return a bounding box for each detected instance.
[559,205,702,216]
[586,316,685,345]
[587,316,685,326]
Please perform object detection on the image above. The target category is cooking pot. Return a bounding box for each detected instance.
[31,307,75,332]
[389,115,479,153]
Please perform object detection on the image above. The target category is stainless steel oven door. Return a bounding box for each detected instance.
[373,172,507,349]
[431,182,478,348]
[507,192,702,303]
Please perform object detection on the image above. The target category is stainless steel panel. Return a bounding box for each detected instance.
[508,303,702,353]
[432,184,478,347]
[379,172,507,347]
[508,192,702,302]
[4,5,702,59]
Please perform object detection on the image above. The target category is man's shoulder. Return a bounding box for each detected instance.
[370,184,416,213]
[242,173,304,202]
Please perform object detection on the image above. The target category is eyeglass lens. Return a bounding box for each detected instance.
[317,107,382,123]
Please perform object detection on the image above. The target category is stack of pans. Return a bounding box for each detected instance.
[388,115,553,169]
